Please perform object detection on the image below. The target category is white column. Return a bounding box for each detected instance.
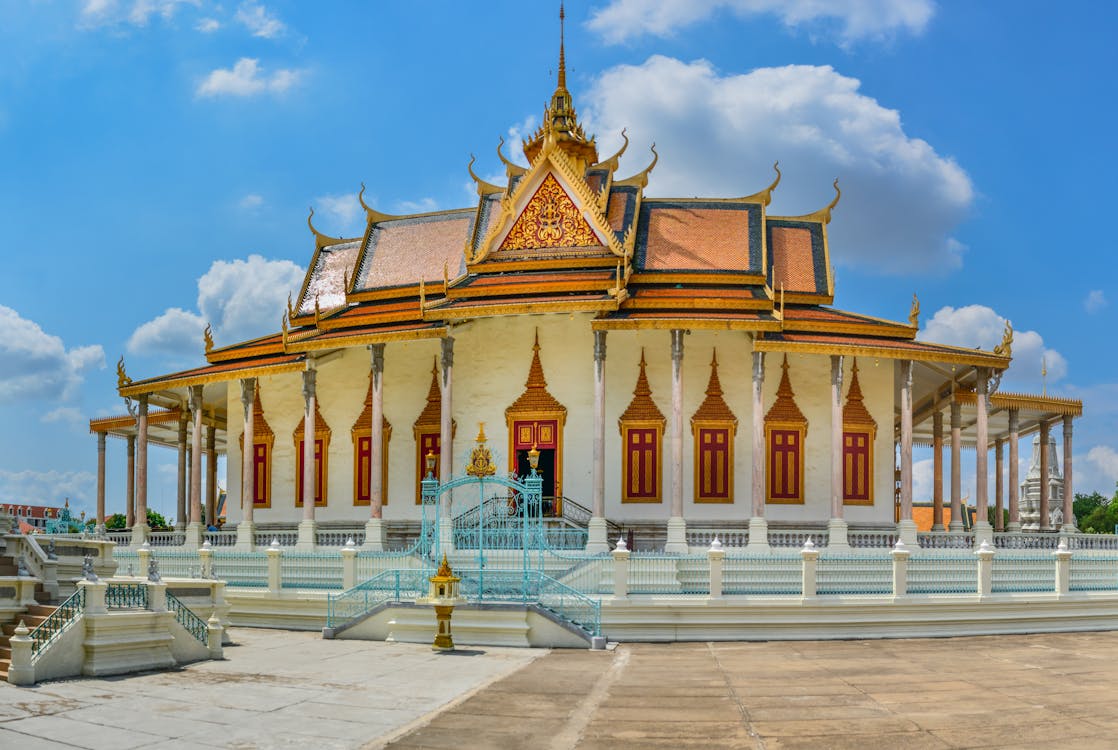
[932,411,945,531]
[1039,420,1050,531]
[995,439,1005,532]
[176,412,187,531]
[236,378,256,549]
[949,400,963,531]
[186,385,204,547]
[1007,409,1021,532]
[896,360,917,546]
[828,355,849,550]
[665,329,687,553]
[587,330,609,553]
[96,432,106,533]
[297,367,318,550]
[126,434,136,529]
[748,350,769,551]
[1062,415,1076,532]
[133,395,150,546]
[973,368,992,544]
[365,344,387,550]
[205,421,217,530]
[438,337,455,552]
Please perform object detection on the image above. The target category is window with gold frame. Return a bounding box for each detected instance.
[413,358,454,504]
[237,388,274,508]
[620,350,665,503]
[764,355,808,505]
[842,359,876,505]
[691,351,737,504]
[294,398,330,507]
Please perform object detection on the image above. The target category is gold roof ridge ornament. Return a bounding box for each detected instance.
[306,207,356,250]
[116,357,132,389]
[467,154,503,196]
[592,128,629,172]
[615,143,658,188]
[789,178,841,224]
[203,323,214,354]
[741,162,782,207]
[496,136,528,178]
[465,422,497,477]
[358,182,403,224]
[908,294,920,329]
[993,319,1013,358]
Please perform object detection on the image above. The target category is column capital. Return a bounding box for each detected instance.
[302,367,317,403]
[830,355,844,389]
[370,342,385,375]
[950,399,961,428]
[1008,407,1020,432]
[932,409,943,430]
[240,377,256,408]
[900,358,913,387]
[189,383,203,411]
[441,336,455,370]
[137,394,149,413]
[1063,413,1074,433]
[593,330,607,364]
[752,350,765,383]
[97,431,106,449]
[670,329,684,363]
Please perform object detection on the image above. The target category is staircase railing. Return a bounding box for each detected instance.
[326,568,432,630]
[166,590,208,644]
[555,497,623,539]
[536,572,601,638]
[105,583,148,609]
[29,587,85,659]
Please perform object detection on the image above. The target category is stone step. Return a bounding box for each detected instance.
[0,646,9,660]
[26,604,56,618]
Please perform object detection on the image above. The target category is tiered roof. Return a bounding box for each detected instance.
[117,20,1012,399]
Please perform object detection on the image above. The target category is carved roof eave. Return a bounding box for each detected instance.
[471,139,629,265]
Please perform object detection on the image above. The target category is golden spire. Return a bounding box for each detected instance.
[522,3,597,166]
[842,359,876,428]
[765,355,808,426]
[692,350,737,425]
[620,349,666,425]
[908,294,920,328]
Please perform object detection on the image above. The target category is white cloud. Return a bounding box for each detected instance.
[0,306,104,403]
[234,1,285,38]
[128,307,206,359]
[583,57,973,273]
[1084,289,1107,314]
[395,197,439,215]
[128,255,304,361]
[80,0,200,28]
[314,193,365,236]
[41,407,86,428]
[912,457,932,502]
[918,305,1067,391]
[195,17,220,33]
[588,0,934,45]
[196,58,302,99]
[1082,446,1118,493]
[239,193,265,210]
[0,468,96,510]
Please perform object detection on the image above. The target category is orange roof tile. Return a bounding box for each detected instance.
[359,212,472,290]
[770,226,818,294]
[641,205,753,272]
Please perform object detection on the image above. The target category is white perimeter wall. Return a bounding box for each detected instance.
[226,313,895,527]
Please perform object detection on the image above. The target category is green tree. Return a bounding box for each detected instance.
[105,513,127,530]
[147,509,169,529]
[1074,491,1109,527]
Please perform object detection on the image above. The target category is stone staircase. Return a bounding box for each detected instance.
[0,544,58,681]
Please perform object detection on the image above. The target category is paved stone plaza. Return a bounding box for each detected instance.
[4,628,1118,749]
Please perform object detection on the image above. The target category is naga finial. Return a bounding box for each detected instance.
[281,311,289,347]
[116,357,131,389]
[993,319,1013,358]
[313,294,321,326]
[287,292,295,321]
[467,154,502,195]
[203,323,214,354]
[618,143,658,187]
[742,161,782,206]
[594,128,629,170]
[908,294,920,328]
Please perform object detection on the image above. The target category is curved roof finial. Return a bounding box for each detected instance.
[787,177,842,224]
[357,181,402,223]
[594,128,629,170]
[116,356,131,389]
[467,154,502,195]
[203,323,214,354]
[617,143,658,187]
[497,136,527,176]
[306,206,337,249]
[743,161,782,206]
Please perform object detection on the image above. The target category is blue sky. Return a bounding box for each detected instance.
[2,0,1117,521]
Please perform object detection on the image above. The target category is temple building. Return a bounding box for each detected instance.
[89,26,1082,552]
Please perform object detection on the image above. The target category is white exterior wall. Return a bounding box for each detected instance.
[225,315,896,526]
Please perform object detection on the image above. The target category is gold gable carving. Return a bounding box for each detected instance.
[499,172,600,251]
